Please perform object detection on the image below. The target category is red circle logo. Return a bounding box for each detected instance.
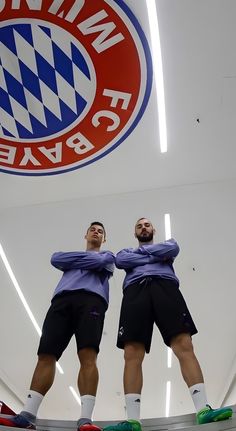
[0,0,152,175]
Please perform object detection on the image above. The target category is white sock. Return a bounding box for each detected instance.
[125,394,141,421]
[22,390,44,417]
[189,383,208,412]
[80,395,96,421]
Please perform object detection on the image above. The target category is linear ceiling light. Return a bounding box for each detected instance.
[69,386,81,406]
[167,348,172,369]
[56,362,64,374]
[164,213,171,240]
[0,243,64,375]
[146,0,167,153]
[165,381,171,417]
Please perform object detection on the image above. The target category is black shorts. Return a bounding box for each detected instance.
[117,277,197,352]
[38,290,107,360]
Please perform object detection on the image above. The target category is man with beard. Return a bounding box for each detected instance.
[0,222,114,431]
[104,218,232,431]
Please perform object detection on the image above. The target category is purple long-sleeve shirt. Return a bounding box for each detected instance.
[115,239,180,289]
[51,250,115,304]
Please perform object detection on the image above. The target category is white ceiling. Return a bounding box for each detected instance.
[1,0,236,423]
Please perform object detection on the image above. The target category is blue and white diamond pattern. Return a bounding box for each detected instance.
[0,22,96,140]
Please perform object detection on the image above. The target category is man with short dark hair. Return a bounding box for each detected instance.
[0,222,114,431]
[104,218,232,431]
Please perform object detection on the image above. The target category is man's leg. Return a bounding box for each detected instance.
[124,342,145,422]
[170,333,203,388]
[103,342,145,431]
[124,342,145,394]
[0,354,56,429]
[171,333,232,424]
[75,292,109,431]
[21,354,56,420]
[30,354,57,395]
[78,347,98,396]
[77,348,100,431]
[104,282,150,431]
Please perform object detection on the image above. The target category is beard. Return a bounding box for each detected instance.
[136,231,154,243]
[90,237,102,247]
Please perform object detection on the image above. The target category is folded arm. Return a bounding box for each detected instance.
[139,239,180,261]
[51,251,115,272]
[115,248,157,269]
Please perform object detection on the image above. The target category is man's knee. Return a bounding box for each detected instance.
[124,342,145,365]
[170,333,194,357]
[78,347,97,367]
[38,353,57,364]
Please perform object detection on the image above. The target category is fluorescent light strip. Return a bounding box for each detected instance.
[165,381,171,417]
[164,213,171,240]
[167,347,172,368]
[146,0,167,153]
[0,243,64,375]
[56,362,64,374]
[69,386,81,406]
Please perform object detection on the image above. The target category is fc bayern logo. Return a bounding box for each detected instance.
[0,0,153,176]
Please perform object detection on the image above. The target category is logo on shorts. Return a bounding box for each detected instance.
[118,326,124,337]
[90,308,100,318]
[0,0,152,175]
[182,312,191,328]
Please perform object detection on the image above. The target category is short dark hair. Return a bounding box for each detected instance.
[87,221,106,239]
[136,217,146,224]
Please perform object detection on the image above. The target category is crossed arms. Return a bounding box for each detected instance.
[51,239,179,273]
[51,251,115,274]
[115,239,179,270]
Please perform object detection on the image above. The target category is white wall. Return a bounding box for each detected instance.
[0,375,23,414]
[0,178,236,419]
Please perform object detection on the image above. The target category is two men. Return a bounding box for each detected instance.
[0,222,114,431]
[0,218,232,428]
[105,217,232,430]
